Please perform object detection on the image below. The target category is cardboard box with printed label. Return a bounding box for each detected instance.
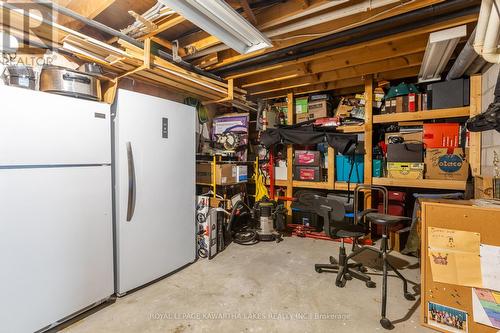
[296,113,310,123]
[385,131,423,144]
[196,163,238,185]
[387,162,424,180]
[308,100,331,119]
[424,148,469,181]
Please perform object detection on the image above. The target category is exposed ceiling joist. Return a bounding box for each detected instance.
[259,66,421,99]
[199,0,447,69]
[247,52,424,95]
[224,14,478,80]
[238,34,430,87]
[56,0,118,30]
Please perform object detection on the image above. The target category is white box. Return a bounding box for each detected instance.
[236,165,248,182]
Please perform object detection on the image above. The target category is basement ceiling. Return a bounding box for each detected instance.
[43,0,481,100]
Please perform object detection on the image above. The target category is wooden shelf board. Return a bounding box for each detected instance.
[292,180,333,189]
[336,125,365,133]
[373,107,470,124]
[334,181,363,190]
[372,177,466,190]
[265,179,288,186]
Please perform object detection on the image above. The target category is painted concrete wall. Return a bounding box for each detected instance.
[481,64,500,177]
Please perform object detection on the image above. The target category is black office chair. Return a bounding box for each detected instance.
[313,195,377,288]
[314,185,416,330]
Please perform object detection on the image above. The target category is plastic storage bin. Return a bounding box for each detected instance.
[335,154,364,183]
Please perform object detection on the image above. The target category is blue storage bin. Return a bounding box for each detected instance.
[336,154,364,183]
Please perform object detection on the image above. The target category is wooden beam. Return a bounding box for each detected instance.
[139,15,186,40]
[247,52,424,95]
[258,66,420,99]
[239,0,257,25]
[238,34,429,87]
[469,74,482,177]
[57,0,118,30]
[206,0,448,69]
[364,75,373,185]
[225,14,477,80]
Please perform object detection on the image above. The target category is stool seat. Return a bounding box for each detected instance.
[366,213,411,225]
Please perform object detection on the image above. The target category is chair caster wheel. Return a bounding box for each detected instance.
[359,266,368,273]
[366,281,376,288]
[344,273,353,280]
[315,267,323,273]
[404,292,416,301]
[380,318,394,330]
[336,280,346,288]
[329,256,337,264]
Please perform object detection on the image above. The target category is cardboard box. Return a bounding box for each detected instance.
[336,104,353,117]
[387,162,424,180]
[294,150,321,166]
[213,113,249,136]
[389,226,411,252]
[308,100,331,119]
[275,165,288,181]
[474,176,500,199]
[425,148,469,181]
[385,131,423,144]
[196,163,238,185]
[390,98,397,113]
[295,97,308,114]
[423,123,460,148]
[296,113,310,123]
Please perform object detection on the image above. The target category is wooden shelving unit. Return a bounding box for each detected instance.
[372,178,467,191]
[373,106,470,123]
[267,74,482,210]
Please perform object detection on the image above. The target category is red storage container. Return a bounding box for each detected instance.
[375,191,407,235]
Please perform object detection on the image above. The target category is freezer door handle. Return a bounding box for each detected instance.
[126,141,136,222]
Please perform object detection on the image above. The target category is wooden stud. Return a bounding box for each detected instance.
[364,75,373,185]
[469,74,482,177]
[286,92,294,224]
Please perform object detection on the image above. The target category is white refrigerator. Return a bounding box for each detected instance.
[113,89,196,296]
[0,85,114,333]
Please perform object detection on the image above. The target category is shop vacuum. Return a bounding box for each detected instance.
[229,199,286,245]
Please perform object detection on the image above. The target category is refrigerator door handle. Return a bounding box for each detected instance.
[126,141,136,222]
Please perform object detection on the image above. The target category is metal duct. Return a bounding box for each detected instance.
[447,28,480,80]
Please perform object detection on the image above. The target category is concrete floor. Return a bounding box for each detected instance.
[61,237,432,333]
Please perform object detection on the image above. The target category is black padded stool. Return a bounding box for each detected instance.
[365,212,415,330]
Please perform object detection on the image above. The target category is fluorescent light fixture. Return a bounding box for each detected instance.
[418,25,467,83]
[159,0,272,54]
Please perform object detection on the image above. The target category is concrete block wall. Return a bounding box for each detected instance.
[481,64,500,177]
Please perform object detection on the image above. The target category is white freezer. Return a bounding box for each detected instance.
[113,89,196,295]
[0,85,111,166]
[0,166,114,333]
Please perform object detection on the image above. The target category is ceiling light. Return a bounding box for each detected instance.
[158,0,272,55]
[418,25,467,83]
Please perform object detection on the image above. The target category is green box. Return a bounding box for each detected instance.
[295,97,308,114]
